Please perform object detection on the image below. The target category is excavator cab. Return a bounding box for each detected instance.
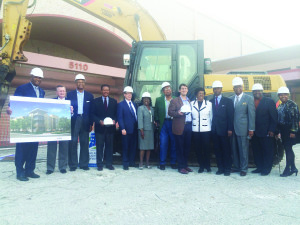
[124,40,209,105]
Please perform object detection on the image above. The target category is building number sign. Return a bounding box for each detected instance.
[69,61,88,71]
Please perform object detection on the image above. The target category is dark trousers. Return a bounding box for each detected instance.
[174,123,192,170]
[213,133,232,172]
[47,141,68,171]
[15,142,38,177]
[69,116,89,168]
[95,131,114,167]
[252,134,274,173]
[193,131,211,170]
[280,125,297,170]
[122,130,137,166]
[160,120,177,165]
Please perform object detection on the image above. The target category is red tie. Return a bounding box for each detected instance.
[104,97,108,111]
[215,96,219,109]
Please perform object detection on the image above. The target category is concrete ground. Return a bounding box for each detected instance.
[0,145,299,225]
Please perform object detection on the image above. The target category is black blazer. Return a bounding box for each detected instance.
[91,96,117,133]
[255,97,278,137]
[210,95,234,136]
[67,90,94,131]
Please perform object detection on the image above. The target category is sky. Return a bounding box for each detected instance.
[179,0,300,48]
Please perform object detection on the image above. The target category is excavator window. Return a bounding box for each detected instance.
[178,44,197,85]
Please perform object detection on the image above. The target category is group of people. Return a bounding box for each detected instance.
[7,68,299,181]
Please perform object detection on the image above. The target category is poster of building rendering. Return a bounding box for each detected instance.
[9,96,71,143]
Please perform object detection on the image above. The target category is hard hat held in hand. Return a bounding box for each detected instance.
[30,68,44,78]
[277,86,290,94]
[75,74,85,81]
[103,117,114,126]
[123,86,133,93]
[142,92,151,98]
[252,83,263,91]
[180,105,191,114]
[212,80,223,88]
[232,77,243,86]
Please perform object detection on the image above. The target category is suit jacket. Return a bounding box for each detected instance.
[67,89,94,132]
[14,82,45,98]
[230,93,255,136]
[138,105,154,131]
[117,100,137,134]
[168,97,190,135]
[91,96,117,133]
[255,97,278,137]
[154,95,175,132]
[191,100,213,132]
[210,95,234,136]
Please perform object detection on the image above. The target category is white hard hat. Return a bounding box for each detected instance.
[123,86,133,93]
[180,105,191,113]
[252,83,264,91]
[212,80,223,88]
[232,77,244,86]
[103,117,113,126]
[161,82,171,89]
[142,92,151,98]
[277,86,290,94]
[30,68,43,78]
[75,74,85,81]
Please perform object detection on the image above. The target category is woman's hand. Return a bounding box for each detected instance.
[290,133,296,138]
[140,129,144,139]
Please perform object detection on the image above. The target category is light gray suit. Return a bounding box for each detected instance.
[230,93,255,172]
[138,105,155,150]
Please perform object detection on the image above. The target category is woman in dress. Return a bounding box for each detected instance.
[137,92,155,169]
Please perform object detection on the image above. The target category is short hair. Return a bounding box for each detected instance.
[194,87,205,96]
[56,85,66,91]
[101,84,110,90]
[179,83,188,90]
[141,97,152,107]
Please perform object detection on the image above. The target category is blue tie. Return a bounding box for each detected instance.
[129,102,136,121]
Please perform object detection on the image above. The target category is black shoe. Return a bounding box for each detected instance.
[240,171,247,176]
[261,172,269,176]
[60,169,67,174]
[251,169,262,174]
[216,170,224,175]
[25,172,40,178]
[70,167,76,171]
[46,170,53,175]
[97,166,103,171]
[123,165,129,170]
[80,167,89,170]
[198,168,204,173]
[129,164,138,168]
[159,165,165,170]
[290,168,298,176]
[280,167,291,177]
[106,165,115,170]
[224,172,230,176]
[170,164,178,169]
[17,176,29,181]
[206,168,212,172]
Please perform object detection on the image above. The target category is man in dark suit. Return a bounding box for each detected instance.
[7,68,45,181]
[154,82,177,170]
[210,81,234,176]
[46,85,72,175]
[168,84,192,174]
[117,86,138,170]
[251,83,278,176]
[67,74,94,171]
[91,84,117,171]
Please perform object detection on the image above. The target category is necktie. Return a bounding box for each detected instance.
[129,102,136,121]
[104,97,108,111]
[215,96,218,109]
[235,96,239,107]
[35,86,40,98]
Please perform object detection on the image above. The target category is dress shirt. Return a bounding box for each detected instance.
[77,89,84,114]
[215,95,222,106]
[180,96,192,122]
[234,92,243,107]
[58,97,65,100]
[102,96,109,106]
[165,96,172,118]
[30,82,40,98]
[125,99,137,120]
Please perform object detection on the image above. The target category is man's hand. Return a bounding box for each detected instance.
[100,120,104,126]
[178,110,184,116]
[268,131,274,137]
[70,106,73,114]
[140,129,144,139]
[228,130,232,137]
[122,129,127,135]
[113,120,116,125]
[290,133,296,138]
[248,130,254,138]
[89,125,93,133]
[6,107,12,115]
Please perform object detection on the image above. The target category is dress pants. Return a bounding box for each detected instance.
[47,141,68,171]
[193,131,211,170]
[174,123,192,170]
[252,134,274,173]
[95,131,114,167]
[213,133,232,173]
[231,132,249,172]
[122,129,137,166]
[160,120,177,165]
[69,116,89,168]
[15,142,38,177]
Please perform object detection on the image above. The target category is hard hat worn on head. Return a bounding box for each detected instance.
[212,80,223,88]
[142,92,151,98]
[123,86,133,93]
[75,74,85,81]
[232,77,244,86]
[252,83,264,91]
[277,86,290,94]
[161,82,171,89]
[30,68,44,78]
